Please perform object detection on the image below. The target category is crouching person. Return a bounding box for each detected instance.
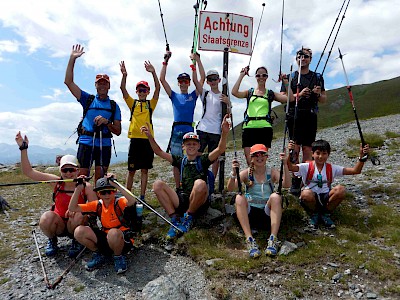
[69,175,136,274]
[227,144,290,258]
[287,139,369,229]
[141,115,230,240]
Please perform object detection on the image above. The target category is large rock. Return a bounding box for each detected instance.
[141,275,186,300]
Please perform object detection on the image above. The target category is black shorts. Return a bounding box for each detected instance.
[77,144,111,169]
[287,111,317,147]
[234,206,271,230]
[92,228,133,256]
[197,130,220,153]
[242,127,273,148]
[175,190,210,217]
[128,138,154,171]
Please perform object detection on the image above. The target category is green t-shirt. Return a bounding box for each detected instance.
[243,89,274,129]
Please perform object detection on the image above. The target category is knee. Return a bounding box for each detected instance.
[235,194,248,208]
[331,185,346,198]
[300,189,315,203]
[74,225,88,240]
[193,179,207,193]
[153,180,165,193]
[269,193,282,208]
[107,228,123,242]
[39,211,56,227]
[141,169,148,175]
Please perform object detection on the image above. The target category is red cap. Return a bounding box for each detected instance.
[95,74,110,83]
[250,144,268,155]
[136,81,150,89]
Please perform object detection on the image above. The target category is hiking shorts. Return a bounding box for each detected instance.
[77,143,111,169]
[197,130,220,153]
[248,206,271,230]
[287,112,317,147]
[242,127,273,148]
[93,228,133,256]
[175,190,210,217]
[128,138,154,171]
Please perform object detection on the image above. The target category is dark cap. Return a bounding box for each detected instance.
[93,177,115,192]
[177,73,191,80]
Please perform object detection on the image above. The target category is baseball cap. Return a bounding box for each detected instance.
[95,74,110,83]
[206,70,219,78]
[250,144,269,155]
[177,73,191,80]
[182,132,200,142]
[59,155,79,168]
[136,81,150,89]
[93,177,115,192]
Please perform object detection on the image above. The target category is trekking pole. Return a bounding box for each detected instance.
[247,3,266,73]
[109,178,183,233]
[337,48,380,165]
[99,127,105,178]
[277,65,293,195]
[32,230,51,289]
[273,0,285,82]
[290,50,303,162]
[191,1,200,68]
[50,246,86,289]
[0,176,93,187]
[157,0,170,52]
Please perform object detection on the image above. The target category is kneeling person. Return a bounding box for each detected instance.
[69,176,136,274]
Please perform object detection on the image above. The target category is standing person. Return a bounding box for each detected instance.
[69,175,136,274]
[64,44,122,183]
[140,115,230,240]
[120,60,160,202]
[15,131,97,258]
[227,144,291,258]
[160,50,205,187]
[287,140,369,229]
[280,48,327,196]
[232,66,292,166]
[191,53,231,177]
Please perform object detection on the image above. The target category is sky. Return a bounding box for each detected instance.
[0,0,399,155]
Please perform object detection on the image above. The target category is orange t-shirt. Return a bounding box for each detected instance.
[79,197,129,233]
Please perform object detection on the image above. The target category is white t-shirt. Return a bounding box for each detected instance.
[295,162,344,194]
[196,89,222,135]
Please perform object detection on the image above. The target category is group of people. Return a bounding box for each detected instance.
[16,44,370,275]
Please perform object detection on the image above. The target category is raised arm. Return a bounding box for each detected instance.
[119,61,129,100]
[160,51,172,97]
[140,123,173,163]
[208,114,230,162]
[145,61,160,100]
[343,144,370,175]
[64,44,84,100]
[231,67,249,99]
[190,53,203,96]
[286,140,300,172]
[271,150,291,188]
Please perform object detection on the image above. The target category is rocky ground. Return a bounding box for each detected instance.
[0,114,399,300]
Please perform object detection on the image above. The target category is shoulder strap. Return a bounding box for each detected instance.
[82,95,95,120]
[266,167,274,193]
[306,161,315,185]
[326,163,332,188]
[52,181,63,203]
[130,99,153,124]
[130,100,137,122]
[109,100,116,122]
[195,156,204,174]
[179,156,188,187]
[96,199,103,217]
[114,198,126,226]
[201,91,209,119]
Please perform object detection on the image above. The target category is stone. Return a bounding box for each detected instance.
[141,275,186,300]
[278,241,297,255]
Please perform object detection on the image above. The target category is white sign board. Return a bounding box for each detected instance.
[198,11,253,55]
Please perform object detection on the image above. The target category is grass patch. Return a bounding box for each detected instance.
[385,131,400,139]
[73,285,85,292]
[0,277,10,285]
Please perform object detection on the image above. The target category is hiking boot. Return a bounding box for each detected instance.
[246,237,261,259]
[179,213,194,233]
[45,237,59,257]
[320,213,336,229]
[309,213,319,229]
[290,176,302,197]
[265,234,279,256]
[68,239,85,258]
[114,255,127,274]
[85,252,106,271]
[166,217,182,240]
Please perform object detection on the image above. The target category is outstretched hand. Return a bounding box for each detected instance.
[120,61,127,76]
[144,61,155,73]
[15,131,29,148]
[240,66,250,76]
[140,122,152,138]
[221,114,231,133]
[71,44,85,59]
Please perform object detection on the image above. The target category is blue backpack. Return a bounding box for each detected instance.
[180,156,215,199]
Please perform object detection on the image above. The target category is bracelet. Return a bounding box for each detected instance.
[19,141,28,151]
[358,156,368,162]
[162,61,168,65]
[229,171,236,179]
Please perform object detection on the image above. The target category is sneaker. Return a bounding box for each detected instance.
[246,237,261,258]
[320,213,336,229]
[45,237,59,257]
[114,255,127,274]
[68,239,85,258]
[179,213,194,233]
[290,176,302,197]
[85,252,106,271]
[265,234,279,256]
[166,217,182,240]
[309,213,319,229]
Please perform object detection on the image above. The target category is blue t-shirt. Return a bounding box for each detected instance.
[78,90,122,147]
[170,90,197,133]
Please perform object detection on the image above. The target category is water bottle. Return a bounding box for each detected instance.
[136,203,143,232]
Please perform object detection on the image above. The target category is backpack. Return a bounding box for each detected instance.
[305,161,332,189]
[95,198,140,232]
[51,181,87,212]
[180,156,215,199]
[75,95,117,143]
[130,99,153,125]
[243,88,277,126]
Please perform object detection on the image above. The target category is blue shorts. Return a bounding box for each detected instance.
[169,128,193,156]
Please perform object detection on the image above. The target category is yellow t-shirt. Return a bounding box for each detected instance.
[125,95,158,138]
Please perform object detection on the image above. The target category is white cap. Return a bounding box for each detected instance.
[206,70,219,77]
[59,155,79,168]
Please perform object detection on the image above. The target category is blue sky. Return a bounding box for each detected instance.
[0,0,399,155]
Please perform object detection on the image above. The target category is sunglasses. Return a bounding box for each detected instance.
[98,189,116,195]
[251,152,268,158]
[207,76,219,82]
[95,74,110,81]
[255,73,268,78]
[137,88,149,93]
[61,167,78,173]
[297,54,311,59]
[178,79,190,84]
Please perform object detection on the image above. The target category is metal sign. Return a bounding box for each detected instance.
[198,11,253,55]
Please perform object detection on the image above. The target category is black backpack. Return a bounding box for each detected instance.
[243,88,277,126]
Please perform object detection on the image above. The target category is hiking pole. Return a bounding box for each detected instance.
[32,230,51,289]
[109,178,183,233]
[273,0,285,82]
[0,176,93,187]
[99,127,105,178]
[247,3,266,73]
[277,65,293,195]
[337,48,379,165]
[191,1,200,69]
[157,0,170,52]
[50,246,86,289]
